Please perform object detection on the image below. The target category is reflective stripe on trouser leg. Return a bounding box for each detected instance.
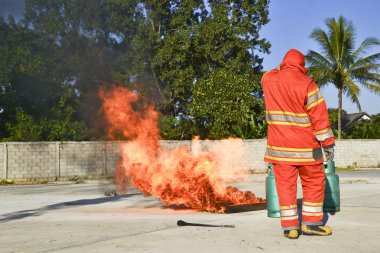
[273,164,299,229]
[299,164,325,225]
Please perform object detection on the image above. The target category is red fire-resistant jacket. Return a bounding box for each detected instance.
[262,49,335,165]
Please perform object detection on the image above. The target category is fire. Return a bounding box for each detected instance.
[99,86,263,213]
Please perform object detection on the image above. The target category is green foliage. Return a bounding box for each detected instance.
[42,89,90,141]
[306,16,380,139]
[328,108,347,137]
[4,111,42,141]
[158,115,196,140]
[0,179,14,185]
[0,16,60,137]
[349,114,380,139]
[1,0,271,140]
[328,109,380,139]
[3,88,89,142]
[191,70,265,139]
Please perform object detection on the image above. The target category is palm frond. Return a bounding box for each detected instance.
[344,77,362,111]
[306,50,335,85]
[362,82,380,95]
[306,50,335,70]
[351,69,380,85]
[352,37,380,60]
[327,16,355,65]
[310,28,336,63]
[350,53,380,70]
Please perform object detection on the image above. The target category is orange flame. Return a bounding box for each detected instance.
[99,86,263,213]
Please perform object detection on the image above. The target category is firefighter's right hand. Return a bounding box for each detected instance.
[324,148,334,162]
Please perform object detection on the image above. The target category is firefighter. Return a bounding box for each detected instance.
[262,49,335,239]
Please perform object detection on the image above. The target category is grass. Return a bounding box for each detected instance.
[335,166,356,172]
[0,179,14,185]
[67,176,88,184]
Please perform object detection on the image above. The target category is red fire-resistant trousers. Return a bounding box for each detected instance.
[273,163,325,230]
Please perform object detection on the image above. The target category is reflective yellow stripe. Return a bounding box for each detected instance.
[264,155,315,162]
[281,215,298,221]
[316,129,334,141]
[266,110,308,117]
[302,212,323,216]
[267,120,312,127]
[306,97,324,110]
[303,205,323,213]
[281,209,298,216]
[307,88,320,97]
[280,205,297,210]
[315,128,330,135]
[267,145,312,152]
[266,114,310,123]
[266,149,313,159]
[303,201,323,206]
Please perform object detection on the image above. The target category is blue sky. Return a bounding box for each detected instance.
[260,0,380,115]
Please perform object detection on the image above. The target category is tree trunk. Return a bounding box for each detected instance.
[338,88,343,139]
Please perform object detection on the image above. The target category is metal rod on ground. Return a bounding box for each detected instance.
[177,220,235,228]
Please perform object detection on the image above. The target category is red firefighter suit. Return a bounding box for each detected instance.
[262,49,335,230]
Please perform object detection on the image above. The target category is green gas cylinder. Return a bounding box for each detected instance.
[265,163,280,218]
[323,161,340,212]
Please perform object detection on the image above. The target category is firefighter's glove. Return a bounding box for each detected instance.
[324,147,334,162]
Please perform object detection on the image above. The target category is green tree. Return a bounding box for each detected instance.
[24,0,121,129]
[155,0,270,138]
[4,110,42,141]
[306,16,380,139]
[2,0,271,141]
[347,114,380,139]
[41,88,90,141]
[191,70,265,139]
[0,16,65,138]
[328,108,348,137]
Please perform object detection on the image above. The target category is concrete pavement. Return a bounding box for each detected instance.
[0,170,379,253]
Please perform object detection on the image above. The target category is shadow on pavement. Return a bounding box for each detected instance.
[0,193,140,223]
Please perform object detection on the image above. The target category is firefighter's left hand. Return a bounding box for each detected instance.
[324,148,334,162]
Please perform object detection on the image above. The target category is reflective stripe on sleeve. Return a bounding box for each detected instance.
[306,88,325,110]
[306,97,324,110]
[306,90,323,106]
[307,88,320,97]
[315,128,334,141]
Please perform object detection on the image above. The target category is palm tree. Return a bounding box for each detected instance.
[306,16,380,139]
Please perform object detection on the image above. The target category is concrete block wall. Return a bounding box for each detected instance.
[60,142,106,177]
[6,142,57,179]
[334,140,380,168]
[0,140,379,180]
[1,144,4,179]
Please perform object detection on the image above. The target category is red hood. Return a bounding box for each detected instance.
[280,49,307,73]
